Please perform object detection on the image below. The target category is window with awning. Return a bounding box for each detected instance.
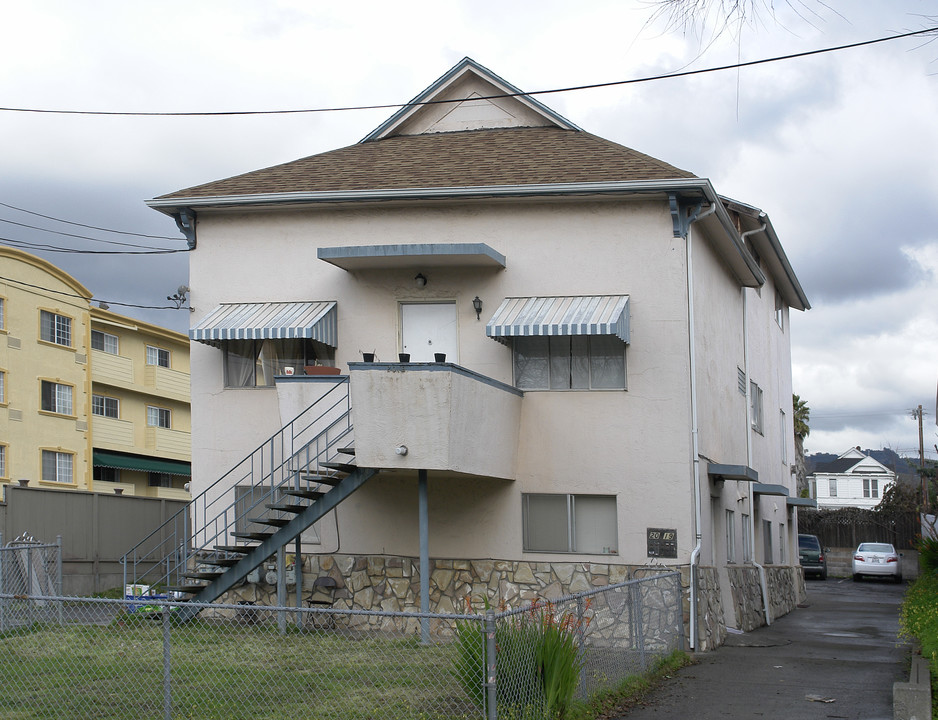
[486,296,629,390]
[190,302,337,387]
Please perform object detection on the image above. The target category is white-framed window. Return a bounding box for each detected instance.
[42,450,73,483]
[224,338,329,388]
[513,336,626,390]
[522,493,618,554]
[779,523,786,564]
[829,478,838,497]
[779,409,787,465]
[148,472,172,488]
[762,520,774,564]
[0,444,6,478]
[93,466,120,482]
[40,380,73,415]
[91,330,119,355]
[92,394,119,418]
[742,513,752,562]
[726,509,736,563]
[147,406,171,429]
[863,478,879,499]
[750,380,764,434]
[146,345,170,368]
[775,290,785,330]
[40,310,71,347]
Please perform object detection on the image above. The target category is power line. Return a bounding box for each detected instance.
[0,273,185,311]
[1,237,187,255]
[0,201,180,240]
[0,217,181,250]
[0,26,934,117]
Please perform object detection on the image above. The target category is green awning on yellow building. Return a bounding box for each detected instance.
[93,450,190,477]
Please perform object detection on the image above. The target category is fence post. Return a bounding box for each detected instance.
[277,545,287,635]
[162,603,172,720]
[576,596,586,698]
[55,535,63,625]
[484,609,497,720]
[26,544,33,627]
[631,582,647,670]
[0,532,5,634]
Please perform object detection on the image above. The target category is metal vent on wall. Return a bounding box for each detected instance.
[9,409,23,421]
[7,336,21,349]
[75,353,87,364]
[76,420,88,432]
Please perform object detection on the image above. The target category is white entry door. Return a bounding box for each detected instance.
[401,303,458,362]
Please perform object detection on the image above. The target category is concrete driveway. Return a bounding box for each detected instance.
[617,577,909,719]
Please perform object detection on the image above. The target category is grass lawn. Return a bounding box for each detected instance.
[0,617,475,720]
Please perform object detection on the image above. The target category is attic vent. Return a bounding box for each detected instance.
[7,336,21,349]
[737,367,747,395]
[75,353,87,364]
[9,409,23,422]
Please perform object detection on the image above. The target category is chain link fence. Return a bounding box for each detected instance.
[0,534,62,598]
[0,571,682,719]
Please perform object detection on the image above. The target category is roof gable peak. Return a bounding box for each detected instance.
[362,57,580,142]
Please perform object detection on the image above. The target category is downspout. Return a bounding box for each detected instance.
[684,200,717,651]
[740,223,772,627]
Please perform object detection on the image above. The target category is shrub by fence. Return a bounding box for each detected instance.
[0,571,682,720]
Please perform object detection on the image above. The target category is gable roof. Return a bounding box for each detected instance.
[154,126,695,201]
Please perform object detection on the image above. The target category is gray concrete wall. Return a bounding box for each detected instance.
[0,484,187,595]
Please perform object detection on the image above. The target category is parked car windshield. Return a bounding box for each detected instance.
[799,535,820,551]
[857,543,895,553]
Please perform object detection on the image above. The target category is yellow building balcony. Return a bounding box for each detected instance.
[145,426,191,459]
[91,351,134,385]
[91,415,135,447]
[144,365,190,403]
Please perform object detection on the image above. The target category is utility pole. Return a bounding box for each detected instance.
[913,405,926,503]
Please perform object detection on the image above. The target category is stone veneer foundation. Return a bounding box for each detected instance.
[217,554,802,651]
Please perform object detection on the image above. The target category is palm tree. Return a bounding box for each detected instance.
[793,394,810,496]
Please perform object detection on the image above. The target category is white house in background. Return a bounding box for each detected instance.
[141,57,810,650]
[810,447,896,510]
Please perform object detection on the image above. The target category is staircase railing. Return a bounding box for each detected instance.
[122,378,352,594]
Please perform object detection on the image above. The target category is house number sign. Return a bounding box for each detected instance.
[646,528,677,558]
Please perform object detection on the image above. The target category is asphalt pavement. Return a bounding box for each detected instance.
[616,577,909,719]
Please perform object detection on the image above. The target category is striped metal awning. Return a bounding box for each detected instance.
[190,301,337,347]
[486,295,629,345]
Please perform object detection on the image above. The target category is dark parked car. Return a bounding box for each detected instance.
[798,533,827,579]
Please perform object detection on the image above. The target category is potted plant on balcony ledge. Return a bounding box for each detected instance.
[304,361,341,376]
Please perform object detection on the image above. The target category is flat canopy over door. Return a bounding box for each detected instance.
[401,303,457,362]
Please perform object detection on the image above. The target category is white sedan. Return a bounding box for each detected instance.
[852,542,902,583]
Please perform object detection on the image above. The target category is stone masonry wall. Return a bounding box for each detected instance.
[726,564,802,632]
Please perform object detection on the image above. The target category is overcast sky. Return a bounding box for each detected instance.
[2,0,936,460]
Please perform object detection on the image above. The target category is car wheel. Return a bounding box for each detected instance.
[852,573,860,582]
[820,569,827,581]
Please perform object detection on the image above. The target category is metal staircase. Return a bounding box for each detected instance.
[122,378,375,620]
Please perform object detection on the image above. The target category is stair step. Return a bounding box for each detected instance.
[321,461,356,474]
[249,516,291,527]
[167,584,207,594]
[337,446,355,456]
[265,502,308,513]
[232,531,276,541]
[281,489,325,500]
[297,473,343,486]
[183,571,224,580]
[214,545,254,554]
[201,556,242,567]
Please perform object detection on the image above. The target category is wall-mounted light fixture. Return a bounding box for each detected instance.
[415,273,427,288]
[472,296,483,320]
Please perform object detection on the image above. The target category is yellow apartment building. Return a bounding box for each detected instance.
[0,246,190,499]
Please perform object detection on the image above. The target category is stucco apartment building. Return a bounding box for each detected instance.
[143,58,810,649]
[0,246,191,499]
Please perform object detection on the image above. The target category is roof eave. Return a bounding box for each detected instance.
[146,178,713,215]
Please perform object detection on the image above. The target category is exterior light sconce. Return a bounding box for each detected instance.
[414,273,427,288]
[472,296,483,320]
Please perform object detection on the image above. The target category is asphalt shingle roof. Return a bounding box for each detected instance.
[815,458,863,474]
[157,127,697,200]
